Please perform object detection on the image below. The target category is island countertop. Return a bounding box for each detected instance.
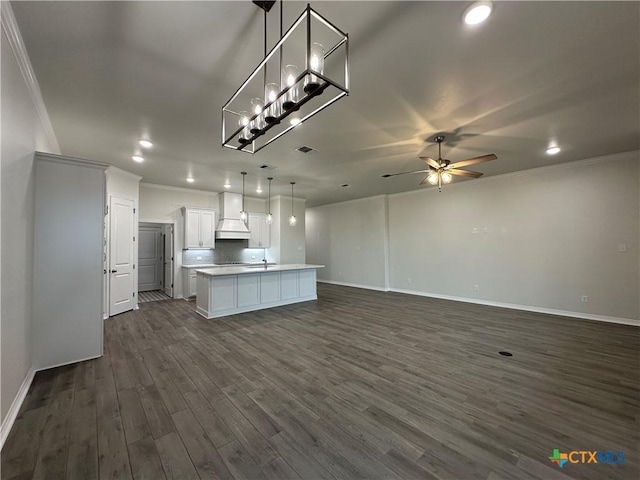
[195,264,324,277]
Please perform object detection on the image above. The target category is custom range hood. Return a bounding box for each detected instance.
[215,192,251,240]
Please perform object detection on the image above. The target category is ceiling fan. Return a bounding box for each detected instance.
[381,135,497,191]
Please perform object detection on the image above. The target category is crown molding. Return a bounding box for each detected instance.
[107,166,142,182]
[34,151,108,170]
[1,2,61,154]
[140,182,219,196]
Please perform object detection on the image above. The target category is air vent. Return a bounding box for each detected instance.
[296,146,316,154]
[258,164,278,170]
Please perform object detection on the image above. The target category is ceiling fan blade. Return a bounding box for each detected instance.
[419,176,432,186]
[449,169,483,178]
[381,169,430,178]
[449,154,497,169]
[419,156,441,169]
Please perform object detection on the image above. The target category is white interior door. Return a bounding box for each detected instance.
[138,226,162,292]
[163,224,174,297]
[109,196,135,316]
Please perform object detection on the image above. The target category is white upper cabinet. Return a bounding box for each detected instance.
[248,212,270,248]
[183,207,216,248]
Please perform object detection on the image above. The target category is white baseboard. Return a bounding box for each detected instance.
[317,279,389,292]
[1,367,35,450]
[389,287,640,327]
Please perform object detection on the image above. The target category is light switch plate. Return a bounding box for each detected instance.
[618,243,627,252]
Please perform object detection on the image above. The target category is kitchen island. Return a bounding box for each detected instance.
[195,264,324,319]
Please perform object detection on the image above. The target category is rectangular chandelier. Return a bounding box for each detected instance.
[222,4,349,154]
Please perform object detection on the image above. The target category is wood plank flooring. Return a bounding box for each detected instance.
[2,284,638,479]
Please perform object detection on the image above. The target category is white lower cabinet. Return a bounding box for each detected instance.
[196,267,319,319]
[182,268,198,298]
[237,274,260,307]
[211,277,236,312]
[260,272,281,303]
[280,271,299,300]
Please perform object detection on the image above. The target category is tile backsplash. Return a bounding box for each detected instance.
[182,240,268,265]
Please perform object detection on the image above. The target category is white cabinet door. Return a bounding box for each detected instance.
[248,213,262,248]
[248,213,270,248]
[260,217,270,248]
[200,210,216,248]
[237,274,260,307]
[183,207,216,249]
[185,209,201,248]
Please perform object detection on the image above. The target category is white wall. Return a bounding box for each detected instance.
[271,196,307,265]
[1,5,59,432]
[307,152,640,322]
[33,155,107,370]
[306,196,387,289]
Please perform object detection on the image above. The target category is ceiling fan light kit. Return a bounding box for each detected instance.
[382,135,497,192]
[222,2,349,154]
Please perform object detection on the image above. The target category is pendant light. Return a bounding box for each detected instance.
[289,182,296,226]
[240,171,247,222]
[266,177,273,224]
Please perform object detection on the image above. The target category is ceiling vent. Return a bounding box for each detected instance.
[258,164,278,170]
[296,146,316,154]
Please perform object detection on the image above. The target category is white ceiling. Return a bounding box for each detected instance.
[11,1,640,207]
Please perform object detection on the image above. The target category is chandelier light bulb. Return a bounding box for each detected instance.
[250,98,265,134]
[240,210,247,222]
[264,83,281,124]
[441,172,453,184]
[266,213,273,224]
[289,215,297,226]
[305,43,325,94]
[238,111,250,144]
[282,64,300,110]
[427,173,438,185]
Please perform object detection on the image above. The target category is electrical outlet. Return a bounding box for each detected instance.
[251,255,256,259]
[581,295,589,303]
[355,245,361,251]
[407,278,412,284]
[483,227,488,234]
[473,284,480,291]
[196,256,202,260]
[618,243,627,252]
[472,228,478,234]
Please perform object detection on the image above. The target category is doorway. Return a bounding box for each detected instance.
[138,222,174,303]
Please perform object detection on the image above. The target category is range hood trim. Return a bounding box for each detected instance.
[216,192,251,240]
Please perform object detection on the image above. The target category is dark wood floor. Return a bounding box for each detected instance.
[2,284,639,480]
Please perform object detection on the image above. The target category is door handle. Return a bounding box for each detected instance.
[111,269,118,273]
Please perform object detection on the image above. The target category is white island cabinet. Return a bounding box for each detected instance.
[195,264,323,319]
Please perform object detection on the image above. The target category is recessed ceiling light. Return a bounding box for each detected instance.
[138,139,153,149]
[256,188,263,194]
[131,155,144,163]
[463,1,493,25]
[186,177,195,183]
[224,182,231,189]
[290,117,301,127]
[546,146,561,155]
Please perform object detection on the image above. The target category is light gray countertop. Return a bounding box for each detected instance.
[195,264,324,277]
[182,263,276,269]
